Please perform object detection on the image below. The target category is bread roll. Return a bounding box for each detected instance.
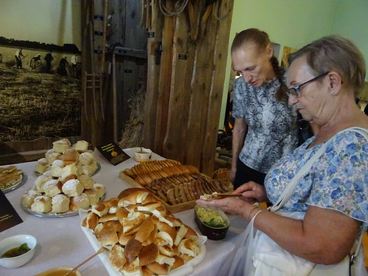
[43,179,61,197]
[51,159,64,178]
[79,174,94,189]
[92,202,109,217]
[70,193,90,210]
[139,243,158,266]
[79,152,94,165]
[124,238,142,264]
[109,244,126,272]
[21,194,35,208]
[135,217,155,243]
[62,179,83,197]
[60,163,78,181]
[59,148,79,163]
[73,140,89,152]
[122,212,146,234]
[53,138,71,153]
[45,149,61,163]
[35,158,48,174]
[31,196,51,213]
[93,183,105,198]
[178,237,200,257]
[146,262,169,275]
[35,174,51,192]
[82,212,99,230]
[84,189,100,205]
[51,194,70,213]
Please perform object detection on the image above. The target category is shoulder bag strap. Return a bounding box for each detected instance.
[270,127,368,212]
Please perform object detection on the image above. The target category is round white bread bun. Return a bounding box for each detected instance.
[45,149,61,163]
[70,193,90,210]
[73,140,89,152]
[62,179,83,197]
[31,195,52,213]
[93,183,105,198]
[84,189,100,205]
[21,194,35,209]
[51,194,70,213]
[43,179,62,197]
[79,151,94,165]
[79,174,94,189]
[35,174,51,192]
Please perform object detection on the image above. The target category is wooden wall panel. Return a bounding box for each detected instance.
[144,0,234,174]
[202,0,234,174]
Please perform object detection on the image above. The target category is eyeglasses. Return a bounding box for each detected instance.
[286,72,329,97]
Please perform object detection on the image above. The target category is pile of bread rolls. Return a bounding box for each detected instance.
[82,188,202,275]
[21,139,105,214]
[122,160,232,206]
[35,138,99,177]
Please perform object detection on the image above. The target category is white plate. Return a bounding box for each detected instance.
[79,211,207,275]
[21,193,105,218]
[1,172,26,193]
[34,162,101,177]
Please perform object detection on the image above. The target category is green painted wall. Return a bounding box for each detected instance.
[219,0,368,129]
[332,0,368,73]
[0,0,81,49]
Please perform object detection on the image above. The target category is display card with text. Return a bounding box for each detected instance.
[0,191,23,232]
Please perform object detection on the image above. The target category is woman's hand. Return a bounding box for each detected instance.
[196,197,256,219]
[235,181,267,203]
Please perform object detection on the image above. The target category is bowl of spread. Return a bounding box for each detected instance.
[0,234,37,268]
[194,205,230,240]
[133,147,152,162]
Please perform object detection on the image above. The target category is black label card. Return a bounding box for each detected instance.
[0,191,23,232]
[97,142,130,165]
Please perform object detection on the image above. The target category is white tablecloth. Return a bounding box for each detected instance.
[0,150,247,275]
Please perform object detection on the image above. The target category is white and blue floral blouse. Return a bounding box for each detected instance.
[232,77,298,173]
[265,128,368,225]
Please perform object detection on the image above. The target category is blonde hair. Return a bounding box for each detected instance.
[289,35,366,96]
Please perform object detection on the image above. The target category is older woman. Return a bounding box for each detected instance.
[198,35,368,275]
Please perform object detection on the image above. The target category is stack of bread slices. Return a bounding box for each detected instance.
[122,160,232,206]
[82,188,202,275]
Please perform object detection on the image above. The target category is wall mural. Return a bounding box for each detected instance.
[0,37,81,142]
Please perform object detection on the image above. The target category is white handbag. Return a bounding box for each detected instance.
[227,127,368,276]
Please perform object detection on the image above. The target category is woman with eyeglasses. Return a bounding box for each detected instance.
[230,28,299,190]
[198,36,368,275]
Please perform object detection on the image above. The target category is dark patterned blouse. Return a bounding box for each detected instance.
[232,77,298,173]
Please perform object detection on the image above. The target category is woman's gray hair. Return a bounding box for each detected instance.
[289,35,366,96]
